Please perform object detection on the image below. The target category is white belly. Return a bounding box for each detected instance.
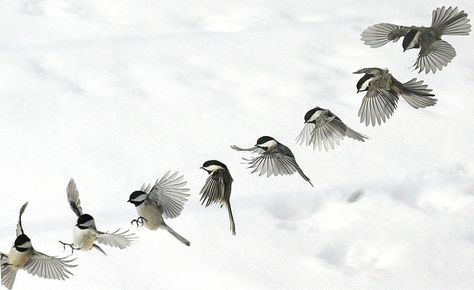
[8,247,32,269]
[137,202,163,230]
[73,227,97,251]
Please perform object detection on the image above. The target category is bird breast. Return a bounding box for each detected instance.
[137,202,163,230]
[73,226,97,251]
[8,247,32,269]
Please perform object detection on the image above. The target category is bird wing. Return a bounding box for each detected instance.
[431,6,471,36]
[23,250,76,280]
[414,40,456,74]
[243,150,300,177]
[148,171,190,219]
[199,169,232,207]
[353,67,385,75]
[295,123,315,147]
[1,262,17,290]
[230,145,264,154]
[96,229,136,249]
[361,23,410,47]
[358,86,399,126]
[66,178,83,217]
[16,202,28,237]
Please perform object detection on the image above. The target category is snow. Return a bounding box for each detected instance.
[1,0,473,289]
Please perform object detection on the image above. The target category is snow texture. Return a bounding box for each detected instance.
[0,0,473,289]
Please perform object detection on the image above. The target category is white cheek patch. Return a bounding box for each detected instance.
[360,78,372,91]
[407,31,421,49]
[19,241,32,248]
[204,165,224,172]
[308,110,324,122]
[82,219,96,228]
[259,139,277,148]
[132,194,148,202]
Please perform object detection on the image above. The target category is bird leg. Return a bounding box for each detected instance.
[131,216,148,227]
[59,241,80,254]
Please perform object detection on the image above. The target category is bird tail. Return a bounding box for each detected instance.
[400,79,437,109]
[432,6,471,36]
[297,167,313,187]
[163,224,191,246]
[226,202,236,236]
[1,260,18,290]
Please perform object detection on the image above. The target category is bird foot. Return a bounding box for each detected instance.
[59,241,79,254]
[131,217,148,227]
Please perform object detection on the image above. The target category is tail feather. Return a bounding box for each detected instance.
[226,202,236,236]
[297,167,313,187]
[401,79,437,109]
[1,264,18,290]
[432,6,471,35]
[163,224,191,246]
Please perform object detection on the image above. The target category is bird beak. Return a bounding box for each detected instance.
[357,89,360,93]
[127,199,131,203]
[199,166,203,169]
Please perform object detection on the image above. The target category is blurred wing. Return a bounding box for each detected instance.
[361,23,409,47]
[309,112,346,151]
[414,40,456,74]
[199,170,227,207]
[244,151,300,177]
[149,171,190,219]
[16,202,28,237]
[24,251,76,280]
[353,67,384,75]
[96,229,136,249]
[295,123,315,146]
[230,145,264,154]
[358,87,399,126]
[66,179,83,217]
[1,263,17,290]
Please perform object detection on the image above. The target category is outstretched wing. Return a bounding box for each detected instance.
[66,178,83,217]
[359,87,399,126]
[96,229,136,249]
[244,151,300,177]
[353,67,385,75]
[230,145,264,154]
[1,262,17,290]
[199,169,232,207]
[432,6,471,36]
[148,171,190,219]
[24,250,76,280]
[361,23,410,48]
[16,202,28,237]
[414,40,456,74]
[295,123,315,147]
[308,111,367,151]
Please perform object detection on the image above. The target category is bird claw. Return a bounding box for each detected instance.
[131,217,147,227]
[59,241,78,254]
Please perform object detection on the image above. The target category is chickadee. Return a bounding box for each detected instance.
[231,136,313,187]
[361,6,471,73]
[1,202,76,290]
[296,107,368,151]
[128,171,191,246]
[59,179,136,255]
[354,67,437,126]
[199,160,236,236]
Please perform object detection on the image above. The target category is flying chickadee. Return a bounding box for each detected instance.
[199,160,236,235]
[231,136,313,187]
[1,202,76,290]
[354,67,437,126]
[127,171,191,246]
[296,107,368,151]
[361,6,471,73]
[59,179,136,255]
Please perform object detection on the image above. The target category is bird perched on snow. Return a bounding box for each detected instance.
[296,107,368,151]
[1,202,76,290]
[199,160,236,235]
[127,171,191,246]
[231,136,313,187]
[60,179,136,255]
[354,67,436,126]
[361,6,471,73]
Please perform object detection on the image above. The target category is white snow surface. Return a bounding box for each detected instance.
[1,0,474,289]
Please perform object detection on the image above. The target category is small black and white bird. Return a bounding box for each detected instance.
[361,6,471,73]
[354,67,437,126]
[231,136,313,187]
[60,179,136,255]
[1,202,76,290]
[199,160,236,236]
[127,171,191,246]
[296,107,368,151]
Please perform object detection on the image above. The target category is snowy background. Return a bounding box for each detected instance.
[1,0,473,289]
